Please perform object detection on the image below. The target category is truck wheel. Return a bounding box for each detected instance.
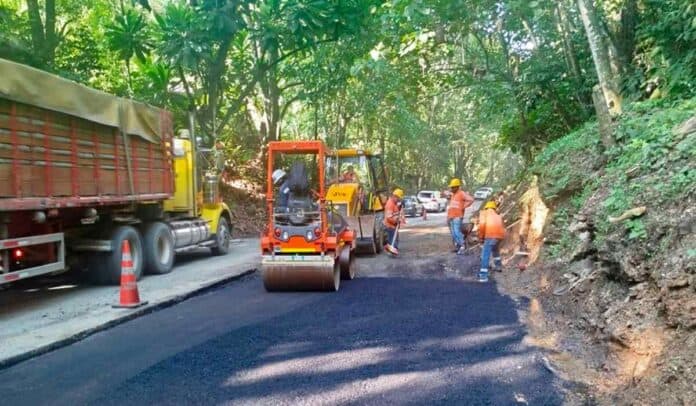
[211,216,231,256]
[90,226,143,285]
[142,222,174,275]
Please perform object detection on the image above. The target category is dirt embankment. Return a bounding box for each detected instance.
[220,157,266,238]
[495,103,696,405]
[221,180,265,237]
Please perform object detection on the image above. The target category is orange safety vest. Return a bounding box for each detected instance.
[478,208,506,239]
[383,197,400,228]
[447,189,474,219]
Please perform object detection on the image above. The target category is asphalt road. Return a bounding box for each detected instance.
[0,211,565,405]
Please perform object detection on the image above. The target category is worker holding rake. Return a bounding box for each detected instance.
[384,188,405,256]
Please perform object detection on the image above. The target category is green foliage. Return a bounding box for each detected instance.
[625,218,648,240]
[106,7,151,64]
[153,3,209,71]
[0,0,693,194]
[531,121,600,199]
[601,182,631,216]
[538,97,695,254]
[633,0,696,97]
[0,3,32,63]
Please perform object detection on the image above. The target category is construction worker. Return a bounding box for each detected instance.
[340,165,359,183]
[447,178,474,254]
[477,201,506,283]
[272,169,290,209]
[383,188,404,255]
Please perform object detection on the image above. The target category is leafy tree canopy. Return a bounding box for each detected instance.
[0,0,692,190]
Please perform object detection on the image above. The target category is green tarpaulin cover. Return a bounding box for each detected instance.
[0,58,167,144]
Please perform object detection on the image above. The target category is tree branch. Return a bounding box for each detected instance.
[177,66,195,108]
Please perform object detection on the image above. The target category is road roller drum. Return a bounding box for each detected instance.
[262,255,339,291]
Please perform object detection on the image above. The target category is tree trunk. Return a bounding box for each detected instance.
[452,143,461,180]
[205,36,233,139]
[25,0,58,67]
[608,0,638,79]
[125,59,133,95]
[313,104,318,140]
[267,71,281,142]
[497,15,533,146]
[555,1,591,110]
[576,0,622,117]
[592,85,615,149]
[26,0,45,63]
[44,0,56,64]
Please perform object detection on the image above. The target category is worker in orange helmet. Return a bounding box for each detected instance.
[447,178,474,254]
[477,200,506,282]
[383,188,404,255]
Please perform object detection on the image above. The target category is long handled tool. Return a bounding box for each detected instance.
[384,212,403,256]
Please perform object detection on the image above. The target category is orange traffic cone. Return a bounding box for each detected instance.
[113,240,147,309]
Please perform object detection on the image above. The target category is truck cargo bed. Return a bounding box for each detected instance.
[0,59,174,211]
[0,99,173,210]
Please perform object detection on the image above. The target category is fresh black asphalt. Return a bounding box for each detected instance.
[0,255,565,405]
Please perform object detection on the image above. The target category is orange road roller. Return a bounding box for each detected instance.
[260,140,356,292]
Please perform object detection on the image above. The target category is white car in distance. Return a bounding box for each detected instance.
[417,190,446,212]
[474,187,494,200]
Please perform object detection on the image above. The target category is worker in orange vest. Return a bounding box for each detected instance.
[383,188,404,255]
[447,178,474,254]
[477,201,506,282]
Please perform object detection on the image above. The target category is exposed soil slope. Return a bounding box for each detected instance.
[497,98,696,405]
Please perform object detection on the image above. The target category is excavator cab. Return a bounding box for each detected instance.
[325,149,389,254]
[261,141,355,292]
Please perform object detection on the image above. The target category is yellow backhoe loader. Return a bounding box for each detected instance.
[325,149,389,255]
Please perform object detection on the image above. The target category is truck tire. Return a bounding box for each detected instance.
[211,216,231,256]
[90,226,144,285]
[142,222,175,275]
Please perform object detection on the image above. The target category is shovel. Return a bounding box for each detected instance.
[384,216,401,256]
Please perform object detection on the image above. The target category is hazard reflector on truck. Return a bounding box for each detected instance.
[4,273,19,282]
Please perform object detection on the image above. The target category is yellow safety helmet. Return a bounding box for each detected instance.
[484,201,497,210]
[448,178,462,188]
[392,188,405,199]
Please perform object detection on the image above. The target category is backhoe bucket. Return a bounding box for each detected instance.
[348,215,377,255]
[262,255,339,291]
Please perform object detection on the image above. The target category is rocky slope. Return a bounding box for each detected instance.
[499,97,696,405]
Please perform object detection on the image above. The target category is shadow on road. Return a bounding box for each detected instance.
[93,263,565,405]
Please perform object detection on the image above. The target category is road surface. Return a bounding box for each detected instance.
[0,210,567,405]
[0,239,257,366]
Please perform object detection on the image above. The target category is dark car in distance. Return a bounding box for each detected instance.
[403,195,425,217]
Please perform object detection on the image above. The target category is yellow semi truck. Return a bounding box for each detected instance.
[325,149,389,254]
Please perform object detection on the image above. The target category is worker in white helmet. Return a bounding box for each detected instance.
[272,169,290,209]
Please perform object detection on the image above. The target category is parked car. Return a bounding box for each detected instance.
[402,195,425,217]
[417,190,446,212]
[474,187,494,200]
